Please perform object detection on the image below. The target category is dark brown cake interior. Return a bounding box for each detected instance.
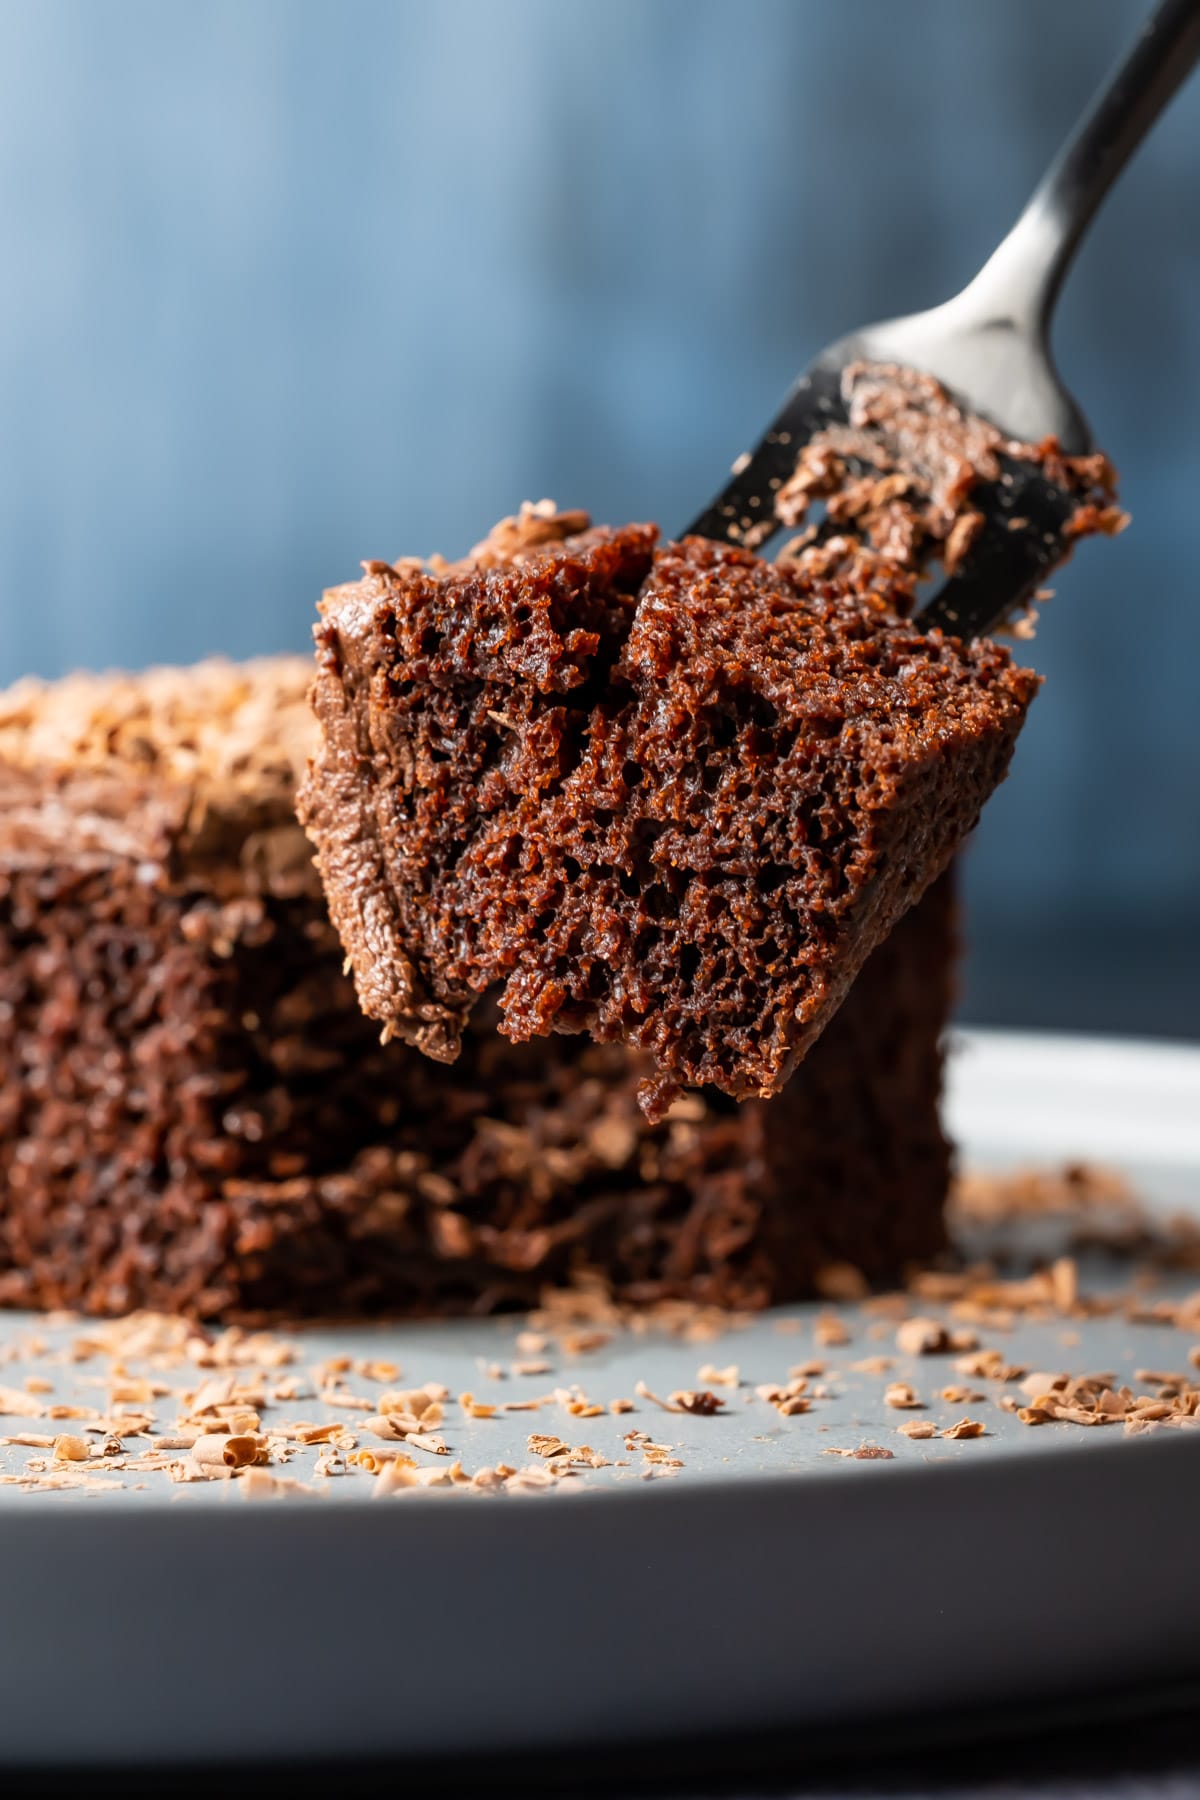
[0,657,954,1319]
[301,512,1037,1118]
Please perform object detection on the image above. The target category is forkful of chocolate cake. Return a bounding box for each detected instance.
[688,0,1196,631]
[298,0,1197,1122]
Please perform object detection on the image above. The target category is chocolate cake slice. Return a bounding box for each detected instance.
[300,507,1037,1118]
[0,655,955,1319]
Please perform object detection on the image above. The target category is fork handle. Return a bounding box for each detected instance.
[969,0,1200,329]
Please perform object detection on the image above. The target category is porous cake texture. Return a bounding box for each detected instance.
[0,655,955,1318]
[300,507,1035,1119]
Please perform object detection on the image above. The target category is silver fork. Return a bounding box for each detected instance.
[686,0,1200,636]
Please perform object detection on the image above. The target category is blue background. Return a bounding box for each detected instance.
[0,0,1196,1037]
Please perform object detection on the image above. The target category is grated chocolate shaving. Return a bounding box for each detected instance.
[895,1317,978,1356]
[696,1363,740,1389]
[883,1382,923,1410]
[941,1418,986,1441]
[668,1389,725,1416]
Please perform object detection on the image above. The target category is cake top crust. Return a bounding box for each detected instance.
[0,655,318,883]
[0,655,316,794]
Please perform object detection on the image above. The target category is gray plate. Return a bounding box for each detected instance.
[1,1028,1198,1768]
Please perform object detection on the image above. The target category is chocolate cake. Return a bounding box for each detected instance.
[0,657,955,1319]
[299,507,1036,1119]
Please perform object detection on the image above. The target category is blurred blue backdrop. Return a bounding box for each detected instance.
[0,0,1196,1037]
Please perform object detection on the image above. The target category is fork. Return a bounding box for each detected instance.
[687,0,1200,637]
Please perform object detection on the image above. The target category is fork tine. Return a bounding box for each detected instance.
[684,366,847,548]
[687,362,1087,640]
[916,458,1079,637]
